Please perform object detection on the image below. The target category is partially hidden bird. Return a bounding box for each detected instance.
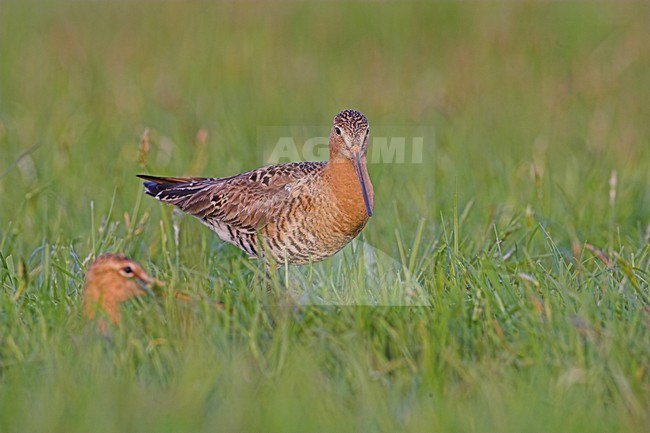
[137,109,374,266]
[83,253,154,330]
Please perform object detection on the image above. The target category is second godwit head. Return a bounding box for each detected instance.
[83,254,155,329]
[328,109,373,217]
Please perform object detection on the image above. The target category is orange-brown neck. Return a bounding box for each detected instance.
[83,285,121,325]
[83,273,142,324]
[325,155,374,228]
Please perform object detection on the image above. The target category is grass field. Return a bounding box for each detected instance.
[1,1,649,432]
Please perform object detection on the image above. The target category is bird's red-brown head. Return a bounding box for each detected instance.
[83,254,154,330]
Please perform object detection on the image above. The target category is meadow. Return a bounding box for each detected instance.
[1,1,649,432]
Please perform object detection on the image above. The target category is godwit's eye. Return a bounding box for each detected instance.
[335,127,342,136]
[121,266,133,275]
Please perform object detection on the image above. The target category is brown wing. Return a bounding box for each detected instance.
[138,161,325,231]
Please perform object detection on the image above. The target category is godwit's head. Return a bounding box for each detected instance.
[329,109,373,217]
[83,253,154,327]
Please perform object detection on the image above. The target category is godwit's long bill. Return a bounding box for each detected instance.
[138,109,374,266]
[348,131,373,218]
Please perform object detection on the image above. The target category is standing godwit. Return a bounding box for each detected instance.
[83,253,154,331]
[138,109,374,266]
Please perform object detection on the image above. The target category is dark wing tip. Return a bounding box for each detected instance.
[137,174,208,202]
[137,174,169,197]
[142,181,159,196]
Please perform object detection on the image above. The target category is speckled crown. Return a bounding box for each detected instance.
[334,109,368,131]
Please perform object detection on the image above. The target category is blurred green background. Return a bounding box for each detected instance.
[1,1,649,432]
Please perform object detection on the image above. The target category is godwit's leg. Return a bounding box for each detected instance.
[263,258,278,287]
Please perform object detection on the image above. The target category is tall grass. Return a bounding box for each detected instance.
[1,1,649,432]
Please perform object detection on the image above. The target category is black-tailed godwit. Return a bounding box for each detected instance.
[138,109,374,266]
